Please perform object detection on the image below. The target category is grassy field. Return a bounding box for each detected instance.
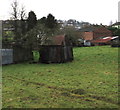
[2,46,119,108]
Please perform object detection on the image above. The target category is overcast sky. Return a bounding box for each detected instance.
[0,0,119,25]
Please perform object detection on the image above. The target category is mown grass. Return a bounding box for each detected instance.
[2,46,119,108]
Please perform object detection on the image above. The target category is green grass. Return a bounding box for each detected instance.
[33,51,39,62]
[2,46,119,108]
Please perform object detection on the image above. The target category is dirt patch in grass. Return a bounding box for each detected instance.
[61,92,70,97]
[61,89,86,99]
[89,95,118,105]
[61,89,118,106]
[71,89,85,95]
[3,75,70,92]
[4,75,45,86]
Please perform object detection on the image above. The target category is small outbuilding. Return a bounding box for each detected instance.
[40,35,74,63]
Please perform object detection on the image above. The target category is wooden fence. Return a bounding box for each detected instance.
[2,43,33,64]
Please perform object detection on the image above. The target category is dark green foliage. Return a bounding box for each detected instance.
[33,51,39,62]
[20,19,27,35]
[12,20,22,41]
[71,89,85,95]
[60,26,80,46]
[27,11,37,31]
[23,25,38,50]
[108,27,120,36]
[23,13,60,50]
[114,29,120,36]
[38,17,46,24]
[45,14,58,29]
[38,14,59,35]
[23,23,54,50]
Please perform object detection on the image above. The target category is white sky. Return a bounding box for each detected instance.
[0,0,119,25]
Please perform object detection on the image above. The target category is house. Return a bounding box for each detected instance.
[79,26,112,41]
[111,22,120,29]
[40,35,74,63]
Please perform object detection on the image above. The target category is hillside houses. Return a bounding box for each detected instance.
[2,19,118,48]
[79,26,112,41]
[111,22,120,29]
[57,19,91,29]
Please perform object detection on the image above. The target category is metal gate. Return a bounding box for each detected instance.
[1,49,13,65]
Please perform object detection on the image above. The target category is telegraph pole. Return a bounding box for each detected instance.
[118,1,120,22]
[0,20,2,110]
[0,20,2,49]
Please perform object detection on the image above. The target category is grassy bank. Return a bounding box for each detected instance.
[2,46,119,108]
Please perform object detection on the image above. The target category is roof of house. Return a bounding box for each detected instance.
[79,26,112,35]
[112,22,120,26]
[53,35,66,45]
[79,27,97,32]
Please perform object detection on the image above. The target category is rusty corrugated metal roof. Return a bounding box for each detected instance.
[53,35,65,45]
[91,37,113,43]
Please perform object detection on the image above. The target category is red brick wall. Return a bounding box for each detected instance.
[83,32,93,40]
[82,27,112,40]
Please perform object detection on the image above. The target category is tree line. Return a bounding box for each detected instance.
[3,0,81,50]
[6,0,62,50]
[3,0,119,50]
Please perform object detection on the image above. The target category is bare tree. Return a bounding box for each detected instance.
[11,0,19,40]
[11,0,27,41]
[20,5,27,35]
[11,0,19,20]
[20,5,26,20]
[11,0,26,20]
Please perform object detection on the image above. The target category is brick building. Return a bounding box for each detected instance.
[79,26,112,40]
